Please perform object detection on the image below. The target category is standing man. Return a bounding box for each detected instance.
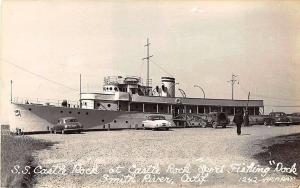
[233,109,243,135]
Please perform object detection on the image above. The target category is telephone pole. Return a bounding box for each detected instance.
[142,38,153,95]
[10,80,13,103]
[79,74,82,108]
[227,73,239,100]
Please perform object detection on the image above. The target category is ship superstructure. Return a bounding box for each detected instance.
[9,39,264,133]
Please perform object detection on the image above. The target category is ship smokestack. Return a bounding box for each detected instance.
[161,77,175,98]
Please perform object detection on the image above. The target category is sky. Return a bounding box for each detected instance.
[1,0,300,122]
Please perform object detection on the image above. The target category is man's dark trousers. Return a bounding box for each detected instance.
[237,123,242,135]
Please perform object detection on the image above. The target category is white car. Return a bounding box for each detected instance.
[142,115,172,131]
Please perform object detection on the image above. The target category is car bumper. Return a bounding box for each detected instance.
[64,128,83,132]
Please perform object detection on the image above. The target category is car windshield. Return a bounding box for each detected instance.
[149,116,166,120]
[274,113,285,117]
[68,119,78,122]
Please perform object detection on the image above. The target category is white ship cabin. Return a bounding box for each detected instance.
[80,76,264,116]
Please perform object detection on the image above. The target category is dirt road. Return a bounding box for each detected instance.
[31,125,300,188]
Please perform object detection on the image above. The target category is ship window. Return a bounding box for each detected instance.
[69,111,72,114]
[102,119,105,122]
[114,87,118,91]
[110,87,112,90]
[107,104,111,107]
[60,111,63,113]
[86,112,89,115]
[77,112,80,114]
[28,108,32,111]
[125,121,128,123]
[97,103,100,107]
[103,87,106,91]
[84,102,87,106]
[114,120,117,123]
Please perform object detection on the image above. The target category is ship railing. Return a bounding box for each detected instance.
[12,97,80,108]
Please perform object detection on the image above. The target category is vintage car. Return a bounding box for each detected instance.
[263,112,291,126]
[173,114,208,127]
[142,115,172,131]
[207,112,230,128]
[50,117,83,134]
[288,112,300,125]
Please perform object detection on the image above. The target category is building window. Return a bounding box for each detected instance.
[107,104,111,107]
[153,106,156,109]
[160,107,164,110]
[60,111,63,113]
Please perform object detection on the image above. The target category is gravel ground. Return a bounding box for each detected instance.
[30,125,300,188]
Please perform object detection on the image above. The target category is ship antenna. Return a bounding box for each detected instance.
[142,38,153,95]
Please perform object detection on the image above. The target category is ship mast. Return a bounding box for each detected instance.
[143,38,153,95]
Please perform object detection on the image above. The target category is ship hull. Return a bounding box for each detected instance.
[9,103,173,133]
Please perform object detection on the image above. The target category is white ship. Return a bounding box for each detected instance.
[9,39,264,133]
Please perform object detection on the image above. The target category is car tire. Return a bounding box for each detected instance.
[212,122,218,129]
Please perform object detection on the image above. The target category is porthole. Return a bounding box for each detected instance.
[102,119,105,122]
[107,104,111,107]
[114,87,118,91]
[69,111,72,114]
[125,121,128,124]
[77,112,80,114]
[103,87,106,91]
[28,108,32,111]
[60,111,63,113]
[110,87,112,90]
[114,120,117,123]
[97,103,100,107]
[86,112,89,115]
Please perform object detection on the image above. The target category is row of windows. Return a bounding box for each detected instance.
[96,103,111,108]
[103,86,118,91]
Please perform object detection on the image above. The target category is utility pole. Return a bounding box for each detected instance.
[79,74,82,108]
[10,80,13,103]
[227,73,239,100]
[142,38,153,95]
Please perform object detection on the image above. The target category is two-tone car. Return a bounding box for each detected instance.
[142,115,172,131]
[50,117,83,134]
[263,112,292,126]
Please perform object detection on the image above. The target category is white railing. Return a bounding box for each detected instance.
[12,97,80,108]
